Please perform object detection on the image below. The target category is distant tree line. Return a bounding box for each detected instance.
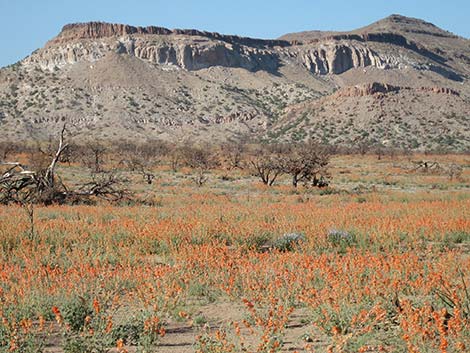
[1,129,467,206]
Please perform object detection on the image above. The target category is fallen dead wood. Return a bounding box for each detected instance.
[0,126,131,205]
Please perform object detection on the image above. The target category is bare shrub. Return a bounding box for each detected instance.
[245,142,330,187]
[81,142,107,172]
[181,145,219,186]
[281,142,330,187]
[245,144,285,186]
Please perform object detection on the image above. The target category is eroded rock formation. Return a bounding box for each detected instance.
[25,37,281,72]
[21,20,466,81]
[333,82,460,98]
[293,43,400,74]
[47,22,290,48]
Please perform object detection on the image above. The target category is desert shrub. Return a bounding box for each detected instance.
[327,229,357,251]
[63,336,105,353]
[0,312,46,353]
[318,187,341,195]
[110,317,145,346]
[237,232,273,251]
[61,296,93,332]
[443,231,470,244]
[195,328,235,353]
[149,239,170,255]
[272,232,306,252]
[211,233,233,246]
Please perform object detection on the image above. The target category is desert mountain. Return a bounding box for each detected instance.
[0,14,469,150]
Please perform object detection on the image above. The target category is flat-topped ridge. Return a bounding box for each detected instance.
[48,21,291,48]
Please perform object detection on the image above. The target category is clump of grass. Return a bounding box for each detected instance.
[443,231,470,244]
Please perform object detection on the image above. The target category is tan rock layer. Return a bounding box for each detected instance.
[297,43,390,74]
[27,36,406,75]
[48,22,290,48]
[25,38,280,72]
[25,22,463,81]
[334,82,460,98]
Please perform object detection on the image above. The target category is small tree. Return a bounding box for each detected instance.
[218,142,245,179]
[181,145,219,186]
[82,142,107,173]
[371,142,386,160]
[281,142,330,187]
[116,141,164,184]
[246,144,285,186]
[0,141,15,161]
[167,143,183,173]
[355,138,373,156]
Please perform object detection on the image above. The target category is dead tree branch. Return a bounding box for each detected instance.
[1,125,130,205]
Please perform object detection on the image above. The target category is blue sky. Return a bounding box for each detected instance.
[0,0,469,68]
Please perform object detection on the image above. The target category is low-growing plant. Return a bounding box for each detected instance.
[327,229,357,251]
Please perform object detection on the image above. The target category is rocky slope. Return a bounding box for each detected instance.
[0,15,469,150]
[268,82,470,150]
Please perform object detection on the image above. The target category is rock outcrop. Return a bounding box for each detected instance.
[21,21,465,81]
[418,86,460,96]
[213,111,258,124]
[334,82,401,97]
[298,33,448,64]
[25,34,409,75]
[333,82,460,98]
[48,22,290,48]
[25,37,281,72]
[293,43,398,74]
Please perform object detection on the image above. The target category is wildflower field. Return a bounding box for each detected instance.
[1,154,469,353]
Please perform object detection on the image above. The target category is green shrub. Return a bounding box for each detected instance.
[61,297,93,331]
[272,233,306,252]
[443,231,470,244]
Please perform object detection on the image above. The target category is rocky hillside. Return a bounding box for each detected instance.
[269,82,469,151]
[0,15,469,150]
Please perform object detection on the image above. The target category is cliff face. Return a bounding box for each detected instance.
[47,22,290,48]
[293,43,398,74]
[24,32,412,75]
[128,39,280,71]
[24,21,465,82]
[26,37,281,72]
[48,22,173,43]
[298,32,448,64]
